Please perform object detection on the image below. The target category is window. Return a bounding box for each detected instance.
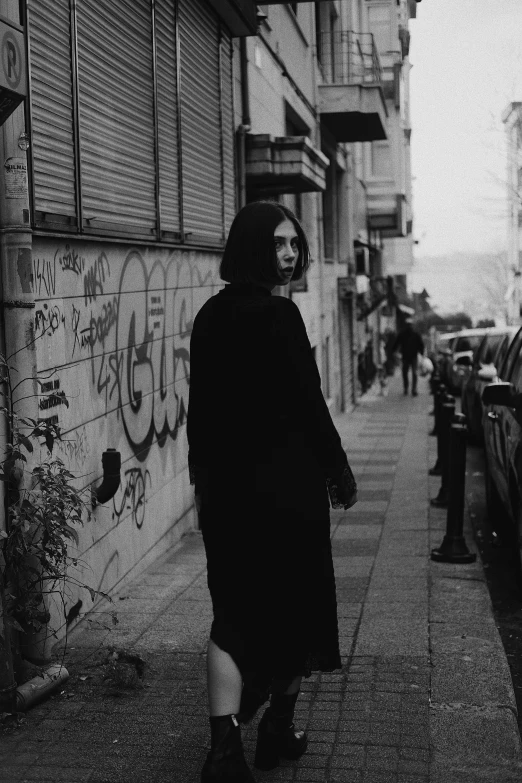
[315,2,323,64]
[494,335,511,373]
[455,335,483,353]
[509,348,522,391]
[27,0,235,245]
[321,145,342,262]
[367,4,391,56]
[501,330,522,381]
[482,334,503,365]
[371,142,393,179]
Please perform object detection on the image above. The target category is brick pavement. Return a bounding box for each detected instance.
[1,374,522,782]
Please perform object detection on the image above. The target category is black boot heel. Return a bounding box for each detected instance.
[254,710,308,771]
[201,714,256,782]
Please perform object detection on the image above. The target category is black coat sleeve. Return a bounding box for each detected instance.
[274,299,357,509]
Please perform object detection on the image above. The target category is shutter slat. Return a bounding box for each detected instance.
[221,34,236,232]
[77,0,156,231]
[156,0,180,233]
[28,0,77,218]
[179,0,223,240]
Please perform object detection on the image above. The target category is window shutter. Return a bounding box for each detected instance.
[179,0,223,243]
[76,0,156,234]
[155,0,180,237]
[220,31,236,234]
[28,0,78,224]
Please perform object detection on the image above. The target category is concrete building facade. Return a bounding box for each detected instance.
[0,0,419,651]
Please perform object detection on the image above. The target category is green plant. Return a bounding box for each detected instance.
[0,356,110,652]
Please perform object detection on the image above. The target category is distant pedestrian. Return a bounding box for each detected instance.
[377,333,388,396]
[187,200,358,783]
[393,317,425,396]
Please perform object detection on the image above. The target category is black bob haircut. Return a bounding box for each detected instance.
[219,200,311,285]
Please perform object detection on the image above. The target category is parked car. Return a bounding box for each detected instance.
[462,326,519,443]
[482,325,522,556]
[446,328,492,395]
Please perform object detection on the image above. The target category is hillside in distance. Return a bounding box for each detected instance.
[409,251,509,322]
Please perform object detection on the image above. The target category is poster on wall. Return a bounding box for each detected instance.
[4,156,27,198]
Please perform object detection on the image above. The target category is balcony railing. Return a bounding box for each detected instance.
[319,31,382,85]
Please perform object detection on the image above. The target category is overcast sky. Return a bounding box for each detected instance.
[408,0,522,309]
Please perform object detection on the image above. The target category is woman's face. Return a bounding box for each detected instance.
[274,219,299,283]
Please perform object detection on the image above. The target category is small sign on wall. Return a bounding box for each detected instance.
[0,21,26,125]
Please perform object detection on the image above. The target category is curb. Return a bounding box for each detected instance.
[427,414,522,782]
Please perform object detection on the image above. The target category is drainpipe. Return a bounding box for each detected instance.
[92,449,122,507]
[310,16,326,395]
[237,37,251,209]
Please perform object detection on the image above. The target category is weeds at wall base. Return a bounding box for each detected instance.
[0,353,117,705]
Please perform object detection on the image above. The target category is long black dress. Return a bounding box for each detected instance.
[187,283,356,680]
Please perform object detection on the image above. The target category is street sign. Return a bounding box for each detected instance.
[0,20,26,125]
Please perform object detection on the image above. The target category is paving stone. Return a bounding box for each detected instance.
[332,539,380,556]
[334,556,375,577]
[333,525,383,540]
[329,772,362,783]
[2,377,520,783]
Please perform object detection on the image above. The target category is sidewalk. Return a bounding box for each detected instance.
[1,374,522,782]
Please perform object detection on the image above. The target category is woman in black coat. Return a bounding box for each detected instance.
[187,201,357,783]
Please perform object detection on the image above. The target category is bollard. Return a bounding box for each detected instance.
[429,371,441,415]
[431,413,476,563]
[429,386,449,474]
[429,382,446,438]
[430,394,455,505]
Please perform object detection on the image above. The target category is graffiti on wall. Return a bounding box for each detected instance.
[33,243,219,531]
[112,467,152,530]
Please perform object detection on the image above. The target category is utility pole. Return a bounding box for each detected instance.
[0,1,36,709]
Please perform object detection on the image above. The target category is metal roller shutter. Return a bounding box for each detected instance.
[340,296,356,409]
[179,0,223,243]
[76,0,156,233]
[220,31,236,234]
[28,0,78,223]
[155,0,180,237]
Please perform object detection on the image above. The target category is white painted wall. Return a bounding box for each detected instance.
[32,238,222,632]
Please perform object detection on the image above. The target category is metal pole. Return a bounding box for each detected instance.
[431,413,476,563]
[430,395,455,507]
[0,2,34,710]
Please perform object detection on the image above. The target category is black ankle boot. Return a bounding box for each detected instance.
[254,692,308,771]
[201,714,256,782]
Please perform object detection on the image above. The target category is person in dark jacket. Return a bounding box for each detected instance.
[187,201,358,783]
[393,317,425,395]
